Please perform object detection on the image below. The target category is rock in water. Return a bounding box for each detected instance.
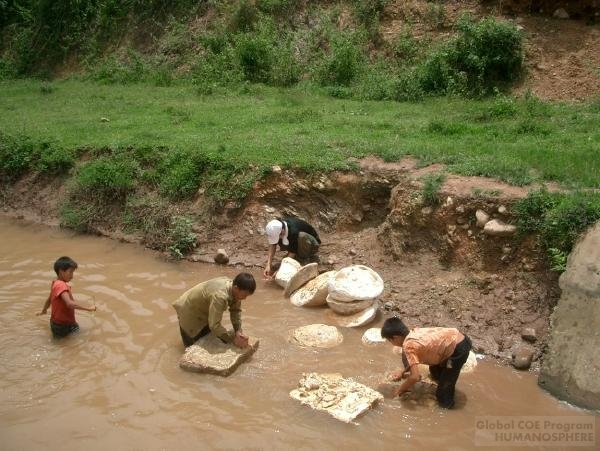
[274,257,301,289]
[284,262,319,297]
[290,373,383,423]
[325,304,378,328]
[179,334,259,376]
[328,265,384,302]
[290,324,343,348]
[290,271,336,307]
[361,327,386,346]
[461,351,479,373]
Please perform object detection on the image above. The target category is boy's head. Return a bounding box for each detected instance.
[232,272,256,301]
[53,256,78,281]
[381,317,410,346]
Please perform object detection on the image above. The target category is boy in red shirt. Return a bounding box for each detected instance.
[38,256,96,338]
[381,317,472,409]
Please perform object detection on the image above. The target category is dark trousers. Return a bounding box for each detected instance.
[179,325,211,347]
[429,335,472,409]
[50,321,80,338]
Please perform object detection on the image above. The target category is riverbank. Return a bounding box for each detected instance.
[1,155,561,368]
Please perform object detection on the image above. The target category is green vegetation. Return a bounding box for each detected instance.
[1,1,523,99]
[1,1,599,263]
[421,172,446,206]
[514,189,600,270]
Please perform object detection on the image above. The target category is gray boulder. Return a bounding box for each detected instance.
[539,222,600,409]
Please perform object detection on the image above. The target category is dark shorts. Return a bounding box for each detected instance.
[179,325,211,347]
[429,335,472,409]
[50,321,80,338]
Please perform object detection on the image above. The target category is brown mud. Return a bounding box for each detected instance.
[1,156,561,369]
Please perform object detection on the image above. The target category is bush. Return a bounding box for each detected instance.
[234,32,274,83]
[421,172,445,206]
[315,32,366,87]
[159,149,212,200]
[74,154,139,200]
[168,216,197,259]
[415,16,523,97]
[514,189,600,270]
[540,191,600,253]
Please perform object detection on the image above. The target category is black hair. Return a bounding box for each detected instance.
[53,256,78,276]
[233,272,256,294]
[381,317,410,339]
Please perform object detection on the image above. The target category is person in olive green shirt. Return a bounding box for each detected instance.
[172,272,256,348]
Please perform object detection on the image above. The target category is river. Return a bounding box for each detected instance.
[0,216,596,450]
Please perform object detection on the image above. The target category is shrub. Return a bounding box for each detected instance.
[234,32,273,83]
[74,154,139,200]
[36,146,75,175]
[168,216,197,259]
[415,16,523,97]
[448,15,523,95]
[540,191,600,253]
[315,32,366,87]
[0,134,35,181]
[515,189,600,271]
[421,172,445,206]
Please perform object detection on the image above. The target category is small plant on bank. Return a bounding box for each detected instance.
[421,172,446,206]
[548,248,568,272]
[515,189,600,272]
[168,216,197,259]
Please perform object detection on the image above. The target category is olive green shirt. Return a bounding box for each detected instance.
[172,277,242,343]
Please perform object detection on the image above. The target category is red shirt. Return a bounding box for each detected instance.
[50,280,76,325]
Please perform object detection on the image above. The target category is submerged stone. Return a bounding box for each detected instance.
[290,271,336,307]
[328,265,384,302]
[290,372,383,423]
[361,327,386,346]
[290,324,343,348]
[179,334,259,377]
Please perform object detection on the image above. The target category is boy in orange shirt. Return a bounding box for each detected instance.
[381,317,472,409]
[38,256,96,338]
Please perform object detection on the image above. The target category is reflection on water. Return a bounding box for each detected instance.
[0,216,596,451]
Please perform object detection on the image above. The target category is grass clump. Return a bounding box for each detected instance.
[421,172,446,206]
[167,216,197,259]
[514,188,600,271]
[0,133,75,181]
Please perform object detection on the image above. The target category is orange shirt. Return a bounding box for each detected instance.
[50,280,76,325]
[403,327,461,367]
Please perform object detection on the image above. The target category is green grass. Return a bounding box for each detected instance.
[1,79,600,188]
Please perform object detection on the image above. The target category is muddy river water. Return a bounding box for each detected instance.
[0,217,597,451]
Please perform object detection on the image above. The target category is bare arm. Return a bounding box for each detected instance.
[37,292,51,315]
[60,291,96,312]
[263,244,278,278]
[393,364,421,397]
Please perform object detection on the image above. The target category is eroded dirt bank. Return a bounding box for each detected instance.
[1,157,560,368]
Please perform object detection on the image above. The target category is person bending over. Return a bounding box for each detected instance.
[263,217,321,279]
[381,316,472,409]
[172,272,256,348]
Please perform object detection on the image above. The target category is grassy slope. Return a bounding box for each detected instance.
[2,79,600,188]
